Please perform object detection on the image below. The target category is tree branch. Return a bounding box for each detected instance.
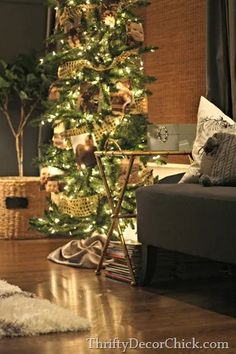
[18,98,40,134]
[19,103,25,130]
[0,104,17,138]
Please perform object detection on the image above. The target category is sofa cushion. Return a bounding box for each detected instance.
[136,183,236,264]
[180,96,236,183]
[200,132,236,186]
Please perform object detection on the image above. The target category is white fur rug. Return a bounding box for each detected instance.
[0,280,90,338]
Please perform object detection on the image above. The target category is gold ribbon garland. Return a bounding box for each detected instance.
[59,1,140,26]
[58,4,97,26]
[62,95,148,141]
[63,115,124,141]
[58,49,139,79]
[117,0,142,11]
[130,96,148,115]
[52,192,100,217]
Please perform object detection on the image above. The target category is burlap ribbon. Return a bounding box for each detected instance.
[58,49,139,79]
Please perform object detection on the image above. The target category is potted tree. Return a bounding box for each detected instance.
[0,53,51,239]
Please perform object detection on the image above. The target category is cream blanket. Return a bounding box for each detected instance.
[47,235,107,269]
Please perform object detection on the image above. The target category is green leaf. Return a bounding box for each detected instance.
[40,73,48,83]
[26,73,37,83]
[0,76,10,89]
[19,90,29,100]
[5,69,18,82]
[0,59,7,70]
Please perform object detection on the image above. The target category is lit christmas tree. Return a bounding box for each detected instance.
[30,0,156,238]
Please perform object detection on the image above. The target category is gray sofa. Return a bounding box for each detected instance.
[136,174,236,284]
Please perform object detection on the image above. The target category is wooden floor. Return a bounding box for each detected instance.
[0,238,236,354]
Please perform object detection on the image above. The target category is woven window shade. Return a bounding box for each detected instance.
[144,0,206,125]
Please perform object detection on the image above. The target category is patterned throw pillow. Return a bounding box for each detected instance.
[200,132,236,186]
[179,96,236,183]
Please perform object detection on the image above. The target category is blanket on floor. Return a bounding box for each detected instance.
[48,235,107,268]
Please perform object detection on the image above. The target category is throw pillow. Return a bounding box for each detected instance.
[200,132,236,186]
[179,96,236,183]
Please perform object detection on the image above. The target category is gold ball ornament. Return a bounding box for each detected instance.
[103,11,116,27]
[45,179,60,194]
[111,80,134,115]
[48,85,60,101]
[52,122,71,149]
[127,22,144,42]
[68,34,81,48]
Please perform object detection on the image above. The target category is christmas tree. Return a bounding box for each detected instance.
[30,0,156,238]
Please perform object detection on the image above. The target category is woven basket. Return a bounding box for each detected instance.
[0,177,47,240]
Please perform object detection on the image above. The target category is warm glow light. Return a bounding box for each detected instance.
[30,0,153,238]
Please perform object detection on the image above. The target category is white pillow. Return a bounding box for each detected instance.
[180,96,236,183]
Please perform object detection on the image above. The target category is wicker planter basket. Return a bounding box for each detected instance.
[0,177,47,239]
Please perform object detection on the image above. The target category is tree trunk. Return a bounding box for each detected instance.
[20,131,24,177]
[15,134,24,177]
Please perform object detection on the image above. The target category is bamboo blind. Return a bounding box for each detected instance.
[144,0,206,125]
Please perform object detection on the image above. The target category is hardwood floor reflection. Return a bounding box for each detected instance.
[0,238,236,353]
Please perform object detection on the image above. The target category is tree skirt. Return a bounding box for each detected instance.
[0,280,90,338]
[47,235,107,268]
